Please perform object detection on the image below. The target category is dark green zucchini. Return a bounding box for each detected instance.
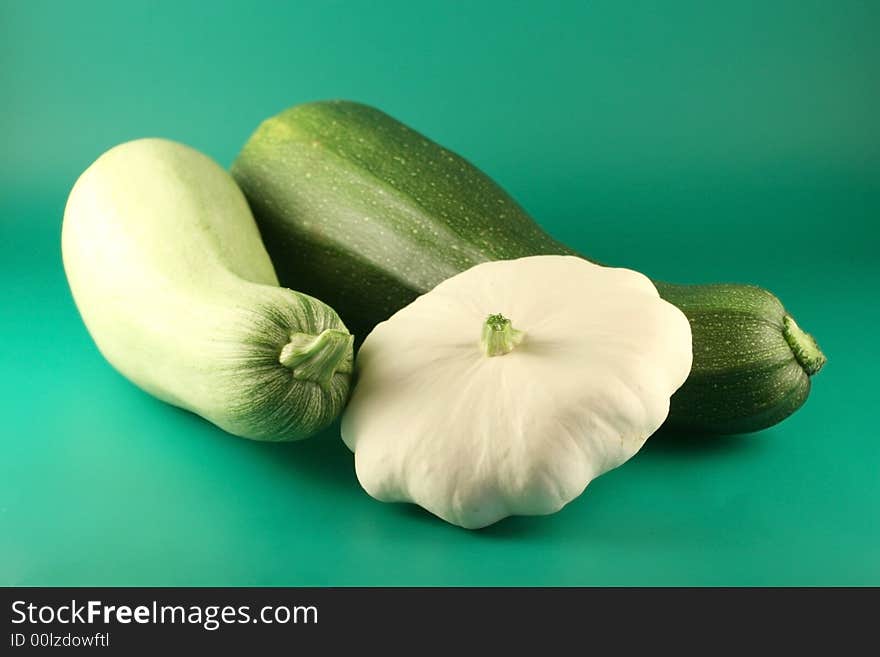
[231,100,826,434]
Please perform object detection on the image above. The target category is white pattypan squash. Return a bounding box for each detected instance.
[341,255,693,529]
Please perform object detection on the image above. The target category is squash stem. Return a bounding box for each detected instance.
[279,328,353,388]
[783,315,826,376]
[481,313,525,357]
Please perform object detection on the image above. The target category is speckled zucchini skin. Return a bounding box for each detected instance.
[232,101,825,434]
[654,282,813,433]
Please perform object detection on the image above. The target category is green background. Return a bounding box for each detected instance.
[2,0,877,585]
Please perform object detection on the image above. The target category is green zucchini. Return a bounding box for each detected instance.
[231,101,826,434]
[63,138,353,441]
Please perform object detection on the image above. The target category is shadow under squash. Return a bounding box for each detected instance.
[386,497,565,539]
[172,411,360,496]
[640,422,770,459]
[243,421,357,491]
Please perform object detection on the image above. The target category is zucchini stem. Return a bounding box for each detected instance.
[783,315,826,376]
[481,313,525,357]
[280,328,353,388]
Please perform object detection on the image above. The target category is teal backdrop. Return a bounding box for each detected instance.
[1,0,877,585]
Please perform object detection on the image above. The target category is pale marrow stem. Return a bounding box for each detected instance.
[783,315,827,376]
[481,313,525,357]
[279,328,353,387]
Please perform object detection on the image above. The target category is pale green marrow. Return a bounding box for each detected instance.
[62,138,353,441]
